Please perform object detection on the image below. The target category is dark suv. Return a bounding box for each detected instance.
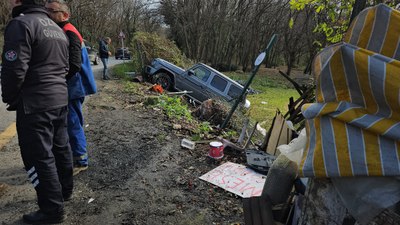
[144,58,250,107]
[115,48,131,60]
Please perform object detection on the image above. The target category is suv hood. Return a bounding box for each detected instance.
[155,58,185,75]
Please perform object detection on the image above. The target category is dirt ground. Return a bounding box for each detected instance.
[0,69,249,225]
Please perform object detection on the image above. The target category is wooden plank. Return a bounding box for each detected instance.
[266,112,292,156]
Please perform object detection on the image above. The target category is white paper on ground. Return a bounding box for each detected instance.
[199,162,266,198]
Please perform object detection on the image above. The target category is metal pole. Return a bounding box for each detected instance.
[122,36,125,64]
[221,34,278,129]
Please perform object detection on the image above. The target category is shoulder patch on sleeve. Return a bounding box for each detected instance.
[5,50,18,61]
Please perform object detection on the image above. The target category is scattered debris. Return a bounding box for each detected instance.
[245,149,276,175]
[218,138,244,152]
[208,141,224,159]
[150,84,163,94]
[260,111,293,155]
[173,124,182,130]
[200,162,266,198]
[180,138,195,150]
[166,90,193,96]
[193,99,229,125]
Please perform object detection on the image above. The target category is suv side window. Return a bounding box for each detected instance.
[211,75,228,92]
[193,67,211,82]
[228,85,241,99]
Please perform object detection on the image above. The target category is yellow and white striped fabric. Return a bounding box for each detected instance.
[300,4,400,177]
[344,3,400,60]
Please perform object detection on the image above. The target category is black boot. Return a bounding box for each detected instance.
[63,192,73,201]
[23,210,65,224]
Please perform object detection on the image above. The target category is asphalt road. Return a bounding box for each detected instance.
[0,58,124,132]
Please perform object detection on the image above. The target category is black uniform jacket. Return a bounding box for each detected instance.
[1,6,69,113]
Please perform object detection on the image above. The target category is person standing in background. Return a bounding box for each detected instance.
[99,37,112,80]
[45,0,97,176]
[1,0,72,223]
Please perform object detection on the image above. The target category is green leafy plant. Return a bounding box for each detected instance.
[157,95,192,121]
[223,130,238,140]
[123,82,141,94]
[194,121,212,135]
[191,134,201,142]
[289,0,354,44]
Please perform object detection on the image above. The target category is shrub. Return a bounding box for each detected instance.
[131,32,192,70]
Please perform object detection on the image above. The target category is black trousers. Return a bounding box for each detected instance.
[16,106,73,213]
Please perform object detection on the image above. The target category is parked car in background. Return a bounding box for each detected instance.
[144,58,250,107]
[115,47,131,60]
[83,40,99,65]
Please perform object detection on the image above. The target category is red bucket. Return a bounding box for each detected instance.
[208,141,224,159]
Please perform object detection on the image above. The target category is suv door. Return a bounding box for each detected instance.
[176,65,212,102]
[208,74,229,101]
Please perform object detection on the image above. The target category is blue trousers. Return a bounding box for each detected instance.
[101,57,108,78]
[67,97,88,166]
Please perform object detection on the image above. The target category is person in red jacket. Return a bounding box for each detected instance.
[46,0,97,176]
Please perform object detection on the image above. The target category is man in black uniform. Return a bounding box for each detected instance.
[1,0,72,224]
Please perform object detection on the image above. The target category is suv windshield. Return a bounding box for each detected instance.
[192,67,210,82]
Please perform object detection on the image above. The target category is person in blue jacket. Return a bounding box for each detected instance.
[99,37,112,80]
[46,0,97,176]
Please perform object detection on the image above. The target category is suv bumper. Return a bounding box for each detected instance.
[143,65,158,82]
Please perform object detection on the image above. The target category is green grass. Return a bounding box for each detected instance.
[247,88,299,127]
[112,62,137,80]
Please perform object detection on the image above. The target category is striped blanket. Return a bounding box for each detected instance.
[300,4,400,177]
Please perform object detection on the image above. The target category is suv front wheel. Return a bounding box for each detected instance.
[155,73,172,91]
